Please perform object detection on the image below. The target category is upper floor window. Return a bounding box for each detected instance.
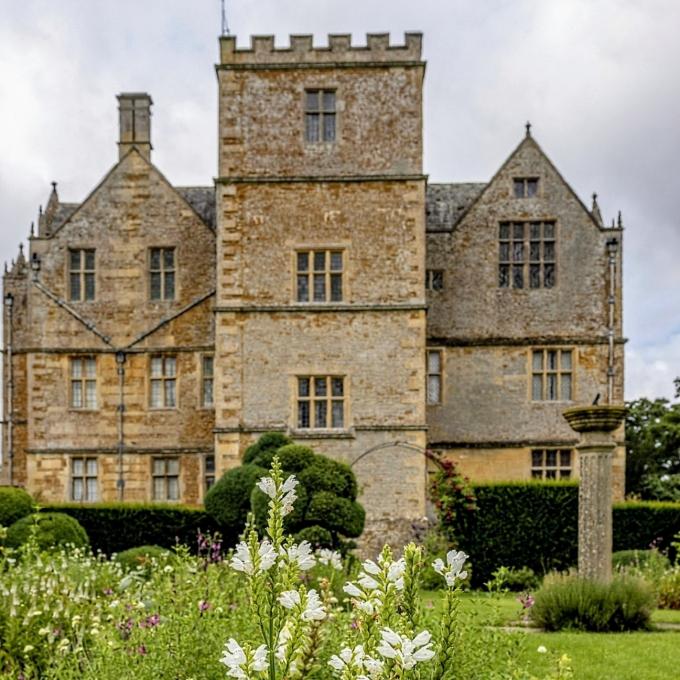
[71,456,98,502]
[150,247,175,300]
[296,250,343,303]
[513,177,539,198]
[531,349,572,401]
[152,457,179,501]
[70,356,97,409]
[499,221,556,289]
[150,355,177,408]
[305,89,336,143]
[531,449,572,479]
[427,350,443,404]
[297,376,344,429]
[426,269,444,291]
[69,249,95,301]
[201,355,214,408]
[205,454,216,492]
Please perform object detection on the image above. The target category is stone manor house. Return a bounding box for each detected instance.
[1,33,625,535]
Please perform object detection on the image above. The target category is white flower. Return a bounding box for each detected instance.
[231,540,277,575]
[376,628,434,670]
[387,559,406,585]
[278,590,301,609]
[256,476,277,499]
[317,548,343,570]
[537,645,548,654]
[343,582,363,598]
[432,550,469,587]
[220,639,268,678]
[363,657,384,678]
[357,573,379,590]
[362,559,381,575]
[302,589,326,621]
[282,541,316,570]
[329,645,366,672]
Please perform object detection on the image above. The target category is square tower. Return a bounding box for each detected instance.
[214,33,428,546]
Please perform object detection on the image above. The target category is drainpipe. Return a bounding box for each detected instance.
[116,351,126,500]
[4,293,14,485]
[605,239,619,404]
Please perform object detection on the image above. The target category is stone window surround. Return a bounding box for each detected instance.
[69,356,98,410]
[425,269,444,291]
[149,354,177,410]
[499,220,557,289]
[200,354,214,408]
[531,448,572,479]
[71,455,98,502]
[292,245,348,304]
[512,176,540,198]
[294,374,347,431]
[68,248,96,302]
[148,246,177,301]
[304,87,337,144]
[151,456,180,501]
[529,347,574,402]
[426,348,443,405]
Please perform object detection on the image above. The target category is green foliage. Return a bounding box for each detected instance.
[0,486,34,529]
[305,491,365,537]
[204,463,268,538]
[453,481,578,587]
[531,573,655,632]
[612,500,680,561]
[293,525,333,548]
[613,549,671,580]
[625,395,680,499]
[205,433,365,548]
[242,432,292,465]
[658,566,680,609]
[115,545,171,574]
[429,456,477,545]
[487,565,540,592]
[40,503,219,554]
[6,512,89,551]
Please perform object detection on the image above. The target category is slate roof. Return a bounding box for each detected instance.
[426,182,486,232]
[47,203,79,232]
[176,186,216,230]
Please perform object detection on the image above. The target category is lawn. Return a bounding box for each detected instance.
[422,591,680,679]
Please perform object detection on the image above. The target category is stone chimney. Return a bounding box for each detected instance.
[117,93,153,161]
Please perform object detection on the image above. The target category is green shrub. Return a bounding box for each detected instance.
[115,545,171,574]
[204,433,365,548]
[0,486,34,529]
[6,512,89,552]
[530,572,655,631]
[487,565,540,592]
[40,503,219,554]
[205,464,268,537]
[243,432,292,465]
[613,549,671,581]
[294,525,333,548]
[658,567,680,609]
[613,501,680,561]
[305,491,365,537]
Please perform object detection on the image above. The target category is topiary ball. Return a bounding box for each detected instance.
[115,545,171,575]
[5,512,89,552]
[297,457,358,501]
[274,444,317,472]
[243,432,292,465]
[205,464,268,537]
[294,525,333,549]
[305,491,365,538]
[0,486,34,528]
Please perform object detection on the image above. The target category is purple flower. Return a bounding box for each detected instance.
[137,645,147,656]
[102,587,114,596]
[199,600,211,612]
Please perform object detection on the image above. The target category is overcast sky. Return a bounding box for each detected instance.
[0,0,678,401]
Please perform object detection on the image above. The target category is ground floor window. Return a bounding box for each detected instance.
[152,457,180,501]
[205,454,215,492]
[71,457,98,501]
[531,448,572,479]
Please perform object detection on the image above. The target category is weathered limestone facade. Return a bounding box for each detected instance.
[2,33,625,527]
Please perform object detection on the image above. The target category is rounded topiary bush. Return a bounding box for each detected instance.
[6,512,89,552]
[116,545,171,574]
[0,486,34,528]
[205,464,267,540]
[530,572,655,632]
[243,432,292,465]
[204,432,365,548]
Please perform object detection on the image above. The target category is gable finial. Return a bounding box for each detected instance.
[525,121,532,137]
[30,221,35,238]
[221,0,230,36]
[617,210,623,228]
[591,193,603,227]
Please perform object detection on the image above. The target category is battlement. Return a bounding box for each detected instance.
[219,33,423,67]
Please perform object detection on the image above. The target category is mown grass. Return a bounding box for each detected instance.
[421,591,680,679]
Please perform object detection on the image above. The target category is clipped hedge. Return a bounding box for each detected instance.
[40,503,220,555]
[447,482,680,587]
[0,486,34,528]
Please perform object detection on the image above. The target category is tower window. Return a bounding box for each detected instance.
[297,376,345,429]
[69,249,95,301]
[513,177,539,198]
[499,221,556,289]
[149,247,176,300]
[531,349,573,401]
[305,90,336,143]
[296,250,343,302]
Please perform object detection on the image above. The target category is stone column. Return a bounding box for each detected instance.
[563,406,626,582]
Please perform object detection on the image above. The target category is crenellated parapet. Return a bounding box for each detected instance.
[219,33,423,67]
